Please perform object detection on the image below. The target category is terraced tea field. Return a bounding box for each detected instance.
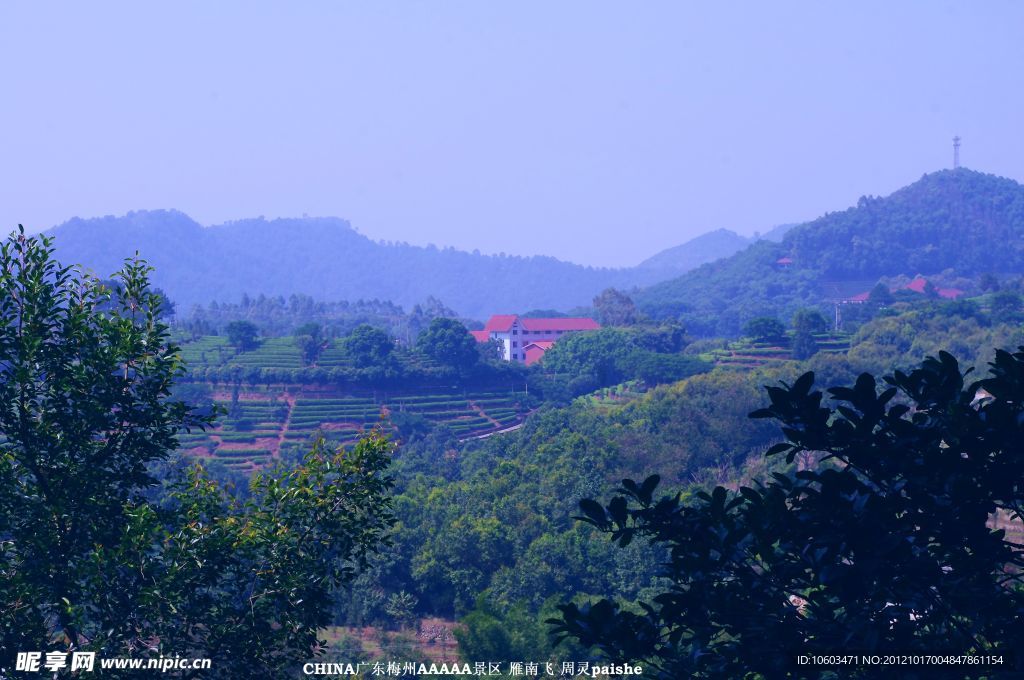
[706,332,852,369]
[176,387,530,472]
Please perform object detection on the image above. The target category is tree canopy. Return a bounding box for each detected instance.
[0,229,395,675]
[552,349,1024,678]
[225,319,259,351]
[342,323,395,368]
[417,317,479,371]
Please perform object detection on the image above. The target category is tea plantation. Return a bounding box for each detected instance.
[173,335,530,471]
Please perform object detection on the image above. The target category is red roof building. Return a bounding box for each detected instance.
[846,291,871,303]
[472,314,600,363]
[905,276,964,300]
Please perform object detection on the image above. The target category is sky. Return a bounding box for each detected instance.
[1,1,1022,268]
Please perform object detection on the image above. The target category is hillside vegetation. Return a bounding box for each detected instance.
[637,169,1024,334]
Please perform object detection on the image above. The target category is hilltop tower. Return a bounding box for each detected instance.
[953,136,961,169]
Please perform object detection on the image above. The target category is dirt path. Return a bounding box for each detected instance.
[274,394,297,458]
[467,400,502,428]
[459,412,536,442]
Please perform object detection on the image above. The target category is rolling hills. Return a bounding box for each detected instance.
[636,168,1024,335]
[42,211,746,319]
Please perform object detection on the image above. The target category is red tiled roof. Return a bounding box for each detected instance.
[906,277,929,294]
[520,317,600,332]
[523,342,555,366]
[481,315,601,333]
[904,277,964,299]
[776,257,793,265]
[469,330,490,343]
[483,315,519,332]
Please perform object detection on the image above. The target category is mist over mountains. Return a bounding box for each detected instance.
[42,211,763,319]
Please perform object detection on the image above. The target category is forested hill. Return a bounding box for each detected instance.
[636,168,1024,335]
[785,169,1024,278]
[44,211,646,319]
[43,211,760,319]
[636,228,750,275]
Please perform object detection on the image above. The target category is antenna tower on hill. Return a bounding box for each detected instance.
[953,136,961,169]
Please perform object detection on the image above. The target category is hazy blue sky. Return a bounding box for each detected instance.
[1,2,1021,267]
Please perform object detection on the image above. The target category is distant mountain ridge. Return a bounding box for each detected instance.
[635,168,1024,335]
[43,210,749,319]
[637,224,795,275]
[45,211,600,318]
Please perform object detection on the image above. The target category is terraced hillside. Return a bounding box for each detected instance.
[175,334,448,381]
[702,332,852,369]
[175,387,531,472]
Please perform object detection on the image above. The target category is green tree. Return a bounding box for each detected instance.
[990,290,1022,324]
[294,321,325,365]
[791,308,827,360]
[226,319,259,351]
[791,307,828,335]
[980,272,1001,292]
[384,590,419,631]
[0,229,395,675]
[743,316,786,343]
[342,324,394,368]
[552,351,1024,678]
[456,599,551,666]
[417,318,479,371]
[593,288,638,326]
[867,282,894,306]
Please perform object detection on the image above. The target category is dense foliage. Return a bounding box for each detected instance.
[553,351,1024,678]
[0,230,395,677]
[539,325,710,391]
[183,292,459,345]
[786,169,1024,279]
[637,169,1024,335]
[329,366,791,640]
[416,317,480,371]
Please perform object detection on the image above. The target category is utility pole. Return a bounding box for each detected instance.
[953,136,961,169]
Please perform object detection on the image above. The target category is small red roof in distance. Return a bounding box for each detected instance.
[776,257,793,265]
[523,340,556,350]
[938,288,964,300]
[520,317,600,332]
[849,291,871,302]
[906,277,929,294]
[483,315,519,332]
[469,330,490,343]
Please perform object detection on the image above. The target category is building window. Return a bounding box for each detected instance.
[512,329,518,335]
[512,341,518,347]
[512,353,518,360]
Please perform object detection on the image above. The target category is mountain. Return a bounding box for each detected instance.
[46,211,643,319]
[637,223,799,276]
[757,222,798,242]
[41,211,766,320]
[636,169,1024,335]
[637,229,750,275]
